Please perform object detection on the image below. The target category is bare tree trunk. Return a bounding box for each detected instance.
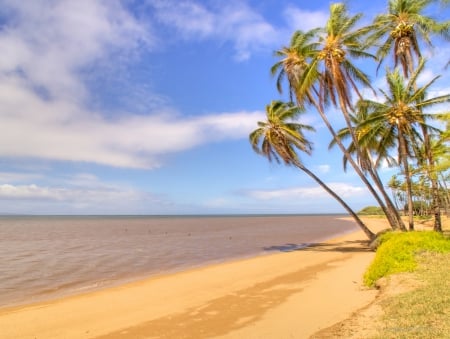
[309,97,405,231]
[398,130,414,231]
[294,161,375,240]
[421,126,442,232]
[337,95,406,231]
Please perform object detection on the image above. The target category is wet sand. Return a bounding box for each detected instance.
[0,217,389,339]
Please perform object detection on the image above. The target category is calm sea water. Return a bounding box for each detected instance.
[0,215,357,308]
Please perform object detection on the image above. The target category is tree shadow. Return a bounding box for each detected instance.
[263,243,311,252]
[263,240,372,253]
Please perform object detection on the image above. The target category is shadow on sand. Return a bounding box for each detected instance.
[263,240,372,253]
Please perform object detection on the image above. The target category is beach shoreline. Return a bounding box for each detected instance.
[0,214,359,310]
[0,217,389,338]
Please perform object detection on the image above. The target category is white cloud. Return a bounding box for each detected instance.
[0,0,152,102]
[0,0,265,169]
[150,0,279,61]
[0,183,143,202]
[0,172,42,183]
[246,183,366,200]
[151,1,215,38]
[317,165,330,174]
[0,178,172,214]
[283,6,328,32]
[0,91,263,168]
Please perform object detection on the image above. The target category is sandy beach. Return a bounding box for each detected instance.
[0,217,389,339]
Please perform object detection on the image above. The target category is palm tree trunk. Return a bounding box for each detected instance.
[335,95,407,231]
[421,125,442,232]
[439,173,450,218]
[309,97,405,231]
[398,130,414,231]
[294,160,375,240]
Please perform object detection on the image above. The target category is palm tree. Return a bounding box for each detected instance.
[249,100,375,240]
[368,0,450,77]
[329,107,398,174]
[270,29,320,104]
[388,175,404,211]
[355,60,449,230]
[313,3,375,113]
[415,121,450,230]
[312,3,406,230]
[367,0,450,230]
[271,4,406,231]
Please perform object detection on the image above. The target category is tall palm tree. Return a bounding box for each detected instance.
[355,60,449,230]
[271,4,406,231]
[368,0,450,230]
[313,3,375,113]
[249,100,375,240]
[328,108,410,226]
[311,3,406,230]
[367,0,450,77]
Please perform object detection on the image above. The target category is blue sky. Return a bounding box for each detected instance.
[0,0,448,215]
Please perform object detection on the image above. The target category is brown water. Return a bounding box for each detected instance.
[0,215,357,308]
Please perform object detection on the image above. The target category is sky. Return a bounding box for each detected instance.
[0,0,448,215]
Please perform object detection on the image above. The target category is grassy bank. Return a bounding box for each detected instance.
[374,252,450,338]
[364,230,450,287]
[362,224,450,338]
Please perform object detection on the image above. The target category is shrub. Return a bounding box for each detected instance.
[358,206,384,215]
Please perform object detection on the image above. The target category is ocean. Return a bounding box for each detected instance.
[0,214,358,309]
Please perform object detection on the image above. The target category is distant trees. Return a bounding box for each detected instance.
[250,0,449,236]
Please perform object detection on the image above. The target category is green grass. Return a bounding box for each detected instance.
[364,231,450,287]
[363,231,450,338]
[373,252,450,339]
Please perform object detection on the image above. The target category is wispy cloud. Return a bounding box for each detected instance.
[0,0,265,169]
[245,183,366,200]
[0,0,152,101]
[317,165,330,174]
[283,6,328,32]
[0,173,172,214]
[0,172,43,183]
[150,0,280,61]
[0,100,263,168]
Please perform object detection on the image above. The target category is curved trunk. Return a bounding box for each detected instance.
[367,165,407,231]
[308,96,404,231]
[341,101,407,231]
[336,94,406,231]
[294,160,375,240]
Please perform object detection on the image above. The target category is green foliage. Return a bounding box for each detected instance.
[364,231,450,286]
[358,206,384,215]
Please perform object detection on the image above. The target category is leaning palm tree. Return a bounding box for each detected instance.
[367,0,450,77]
[355,61,449,230]
[309,3,406,230]
[271,4,406,231]
[249,100,375,240]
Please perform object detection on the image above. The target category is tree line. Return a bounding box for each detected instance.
[250,0,450,239]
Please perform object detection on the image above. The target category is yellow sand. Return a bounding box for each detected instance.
[0,217,389,339]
